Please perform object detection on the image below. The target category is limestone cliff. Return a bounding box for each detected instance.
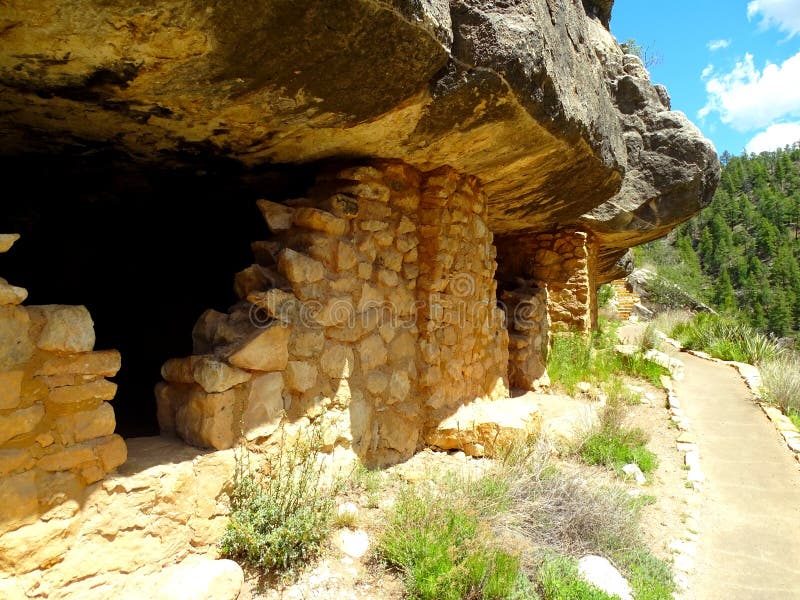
[0,0,719,281]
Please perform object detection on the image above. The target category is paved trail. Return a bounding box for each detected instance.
[674,350,800,599]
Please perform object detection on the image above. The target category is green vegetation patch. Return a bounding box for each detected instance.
[378,485,526,600]
[219,432,334,574]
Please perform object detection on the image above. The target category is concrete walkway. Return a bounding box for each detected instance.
[675,350,800,599]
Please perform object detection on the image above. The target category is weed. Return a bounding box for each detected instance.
[219,428,334,574]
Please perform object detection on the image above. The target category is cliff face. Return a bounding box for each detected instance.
[0,0,718,281]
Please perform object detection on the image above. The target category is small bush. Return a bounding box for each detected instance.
[580,429,658,475]
[672,313,783,364]
[535,555,617,600]
[615,548,675,600]
[638,321,660,352]
[505,442,643,556]
[219,429,334,574]
[597,284,615,308]
[760,354,800,416]
[378,486,525,600]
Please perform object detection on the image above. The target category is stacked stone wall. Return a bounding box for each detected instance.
[528,229,598,333]
[502,283,550,391]
[156,161,509,466]
[0,234,126,535]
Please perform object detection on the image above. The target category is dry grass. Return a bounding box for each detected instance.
[760,354,800,417]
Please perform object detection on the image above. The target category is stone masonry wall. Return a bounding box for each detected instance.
[502,282,550,391]
[529,229,598,333]
[156,161,509,466]
[0,234,127,536]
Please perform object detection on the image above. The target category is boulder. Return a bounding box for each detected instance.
[154,557,244,600]
[577,555,633,600]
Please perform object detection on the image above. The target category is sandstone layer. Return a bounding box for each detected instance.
[0,0,719,282]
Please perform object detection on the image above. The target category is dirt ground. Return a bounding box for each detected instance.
[237,368,688,599]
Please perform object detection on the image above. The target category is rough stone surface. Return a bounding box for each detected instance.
[29,305,95,353]
[0,1,717,282]
[154,557,244,600]
[425,397,541,457]
[0,234,20,254]
[159,163,509,465]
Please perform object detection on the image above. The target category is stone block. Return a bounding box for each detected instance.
[366,370,389,395]
[291,328,325,358]
[248,288,301,323]
[0,233,20,253]
[320,344,355,379]
[36,349,121,377]
[256,199,294,232]
[54,402,117,444]
[388,371,411,404]
[0,471,38,531]
[242,372,284,442]
[358,334,388,372]
[154,381,186,434]
[94,434,127,472]
[227,323,290,372]
[192,357,252,393]
[0,404,44,445]
[176,387,237,450]
[161,356,196,384]
[278,248,324,284]
[47,379,117,412]
[0,447,34,476]
[285,361,317,393]
[30,305,95,353]
[337,241,358,272]
[0,280,27,306]
[37,444,96,472]
[233,264,273,299]
[0,369,24,410]
[0,305,33,370]
[314,296,355,327]
[293,207,348,236]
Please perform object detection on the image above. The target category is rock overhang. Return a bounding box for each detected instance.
[0,0,719,281]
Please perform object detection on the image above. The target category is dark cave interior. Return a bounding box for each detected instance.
[0,152,313,437]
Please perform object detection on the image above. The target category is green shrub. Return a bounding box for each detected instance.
[597,284,615,308]
[219,429,334,573]
[580,428,658,475]
[672,313,783,364]
[378,486,524,600]
[535,555,617,600]
[614,548,676,600]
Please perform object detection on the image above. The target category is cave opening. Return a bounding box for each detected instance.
[0,152,311,438]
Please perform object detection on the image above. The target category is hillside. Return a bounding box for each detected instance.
[635,144,800,338]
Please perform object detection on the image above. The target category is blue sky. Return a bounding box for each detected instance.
[611,0,800,156]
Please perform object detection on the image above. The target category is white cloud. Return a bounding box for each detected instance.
[707,39,731,51]
[701,63,715,78]
[699,51,800,131]
[746,121,800,152]
[747,0,800,38]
